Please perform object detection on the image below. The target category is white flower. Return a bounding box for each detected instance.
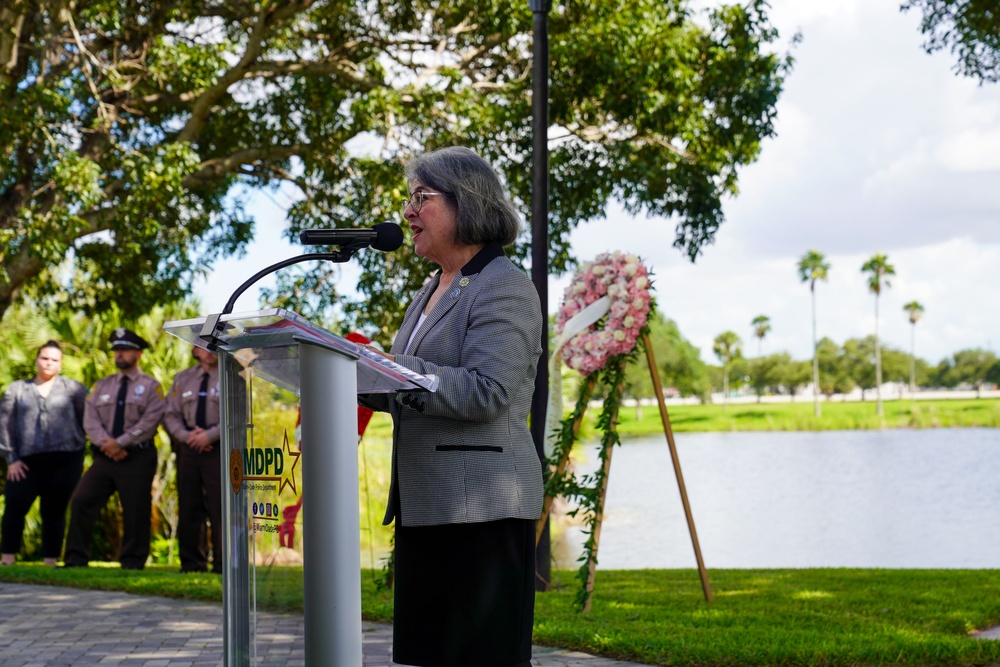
[613,330,626,342]
[635,276,649,289]
[623,315,634,328]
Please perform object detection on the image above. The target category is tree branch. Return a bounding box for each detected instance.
[176,1,318,144]
[181,144,309,187]
[0,2,28,86]
[553,124,695,162]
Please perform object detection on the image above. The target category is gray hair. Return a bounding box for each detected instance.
[405,147,522,246]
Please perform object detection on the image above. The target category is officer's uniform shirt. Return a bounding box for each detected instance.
[163,364,220,445]
[84,367,166,447]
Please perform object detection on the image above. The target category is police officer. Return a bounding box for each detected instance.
[63,328,166,570]
[163,346,222,573]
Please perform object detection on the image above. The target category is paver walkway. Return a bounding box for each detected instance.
[0,583,651,666]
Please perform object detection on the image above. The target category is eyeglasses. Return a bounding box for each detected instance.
[402,190,445,214]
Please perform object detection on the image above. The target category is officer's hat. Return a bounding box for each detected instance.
[109,328,150,351]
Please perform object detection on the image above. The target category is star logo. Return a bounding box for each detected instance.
[278,430,301,496]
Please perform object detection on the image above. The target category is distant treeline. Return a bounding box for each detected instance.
[615,311,998,403]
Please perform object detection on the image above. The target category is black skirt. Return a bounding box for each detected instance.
[392,518,535,667]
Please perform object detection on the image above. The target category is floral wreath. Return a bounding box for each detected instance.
[554,251,652,375]
[545,250,654,611]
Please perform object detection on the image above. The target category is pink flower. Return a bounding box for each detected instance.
[557,250,653,374]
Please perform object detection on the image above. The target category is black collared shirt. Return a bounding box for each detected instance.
[459,242,506,277]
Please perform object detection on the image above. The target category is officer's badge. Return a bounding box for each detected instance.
[134,385,145,396]
[115,328,126,338]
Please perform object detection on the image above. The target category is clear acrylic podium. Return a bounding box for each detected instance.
[164,308,437,666]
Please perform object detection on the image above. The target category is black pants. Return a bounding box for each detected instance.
[1,450,84,558]
[393,518,535,667]
[176,444,222,573]
[63,446,157,569]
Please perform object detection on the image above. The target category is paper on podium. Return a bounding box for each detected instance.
[163,308,438,396]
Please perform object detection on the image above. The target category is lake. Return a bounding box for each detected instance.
[553,428,999,569]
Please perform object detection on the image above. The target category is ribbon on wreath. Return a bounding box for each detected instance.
[543,296,610,458]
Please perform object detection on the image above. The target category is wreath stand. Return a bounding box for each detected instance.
[538,331,713,610]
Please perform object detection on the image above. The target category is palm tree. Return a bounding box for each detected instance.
[750,315,771,403]
[713,331,742,412]
[861,253,896,417]
[751,315,771,358]
[903,301,925,394]
[798,250,831,417]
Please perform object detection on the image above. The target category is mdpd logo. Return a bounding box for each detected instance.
[228,431,300,496]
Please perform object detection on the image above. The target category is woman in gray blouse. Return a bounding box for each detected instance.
[0,340,87,565]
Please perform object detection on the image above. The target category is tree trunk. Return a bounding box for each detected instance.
[722,358,730,412]
[874,295,883,417]
[0,250,45,323]
[811,285,821,417]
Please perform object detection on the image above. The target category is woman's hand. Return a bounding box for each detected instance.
[6,460,27,482]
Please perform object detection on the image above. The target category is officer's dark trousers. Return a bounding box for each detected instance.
[64,446,157,569]
[176,445,222,573]
[1,450,84,558]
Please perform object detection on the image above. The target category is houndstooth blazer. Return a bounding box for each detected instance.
[365,244,544,527]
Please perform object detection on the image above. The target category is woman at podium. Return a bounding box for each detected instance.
[361,146,543,667]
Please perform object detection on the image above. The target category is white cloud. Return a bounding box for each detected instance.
[937,126,1000,172]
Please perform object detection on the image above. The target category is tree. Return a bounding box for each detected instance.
[712,331,742,411]
[748,352,788,402]
[815,337,839,397]
[880,346,913,397]
[902,0,1000,84]
[861,253,896,416]
[0,1,794,339]
[841,336,878,401]
[903,301,925,394]
[936,348,999,396]
[778,357,812,400]
[798,249,830,416]
[816,337,856,398]
[624,311,710,402]
[751,314,771,357]
[749,314,771,403]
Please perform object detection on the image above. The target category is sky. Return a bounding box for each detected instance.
[196,0,1000,366]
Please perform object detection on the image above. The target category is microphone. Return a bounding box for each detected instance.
[299,222,404,251]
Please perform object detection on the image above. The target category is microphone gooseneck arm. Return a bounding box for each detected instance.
[199,250,356,351]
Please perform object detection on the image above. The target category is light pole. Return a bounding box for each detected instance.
[529,0,552,592]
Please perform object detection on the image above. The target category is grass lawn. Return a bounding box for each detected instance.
[611,398,1000,437]
[1,564,998,666]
